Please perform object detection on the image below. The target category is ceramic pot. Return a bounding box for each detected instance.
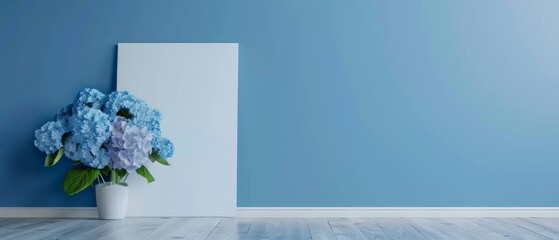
[95,183,129,220]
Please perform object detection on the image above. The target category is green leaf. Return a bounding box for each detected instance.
[45,148,64,167]
[71,160,82,166]
[135,166,155,183]
[100,166,111,175]
[115,169,128,178]
[61,167,100,195]
[149,152,170,166]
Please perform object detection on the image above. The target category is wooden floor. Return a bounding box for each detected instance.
[2,217,559,239]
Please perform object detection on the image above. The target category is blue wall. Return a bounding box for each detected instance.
[1,0,559,207]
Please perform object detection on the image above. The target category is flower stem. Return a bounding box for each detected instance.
[99,173,107,185]
[122,173,129,184]
[111,169,116,185]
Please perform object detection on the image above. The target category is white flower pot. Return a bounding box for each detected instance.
[95,183,129,220]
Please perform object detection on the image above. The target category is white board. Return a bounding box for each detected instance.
[117,43,238,217]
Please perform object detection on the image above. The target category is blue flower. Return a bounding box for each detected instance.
[104,91,161,135]
[68,107,112,147]
[65,107,112,168]
[152,135,174,159]
[35,88,172,170]
[34,120,68,154]
[108,117,153,172]
[55,104,73,122]
[73,88,107,110]
[132,108,161,136]
[64,135,111,169]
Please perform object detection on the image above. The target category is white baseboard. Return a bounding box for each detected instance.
[2,207,559,218]
[236,207,559,218]
[0,208,98,218]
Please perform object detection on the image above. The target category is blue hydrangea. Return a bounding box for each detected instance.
[34,120,68,154]
[152,135,174,159]
[133,108,161,136]
[64,135,111,169]
[108,117,153,172]
[65,107,112,168]
[73,88,107,110]
[55,104,73,122]
[36,88,173,170]
[68,107,112,147]
[104,91,161,135]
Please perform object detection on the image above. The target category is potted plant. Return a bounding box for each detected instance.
[34,88,174,219]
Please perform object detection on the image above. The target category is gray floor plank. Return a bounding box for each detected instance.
[468,218,551,240]
[438,218,506,240]
[307,218,336,240]
[0,218,49,230]
[212,218,252,233]
[0,219,70,240]
[206,232,247,240]
[522,218,559,232]
[0,229,25,239]
[0,219,34,235]
[403,218,453,240]
[502,218,559,240]
[328,218,367,240]
[0,219,75,239]
[142,218,201,240]
[183,218,222,240]
[26,219,111,240]
[73,218,167,240]
[67,218,128,240]
[425,218,483,240]
[206,218,252,240]
[335,235,364,240]
[245,218,311,240]
[354,219,391,240]
[0,219,30,239]
[0,218,24,228]
[375,218,428,240]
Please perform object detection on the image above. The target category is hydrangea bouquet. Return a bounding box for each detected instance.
[34,88,174,195]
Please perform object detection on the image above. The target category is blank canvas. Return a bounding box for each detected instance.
[117,43,238,217]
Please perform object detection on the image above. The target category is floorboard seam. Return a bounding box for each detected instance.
[203,218,222,240]
[506,218,554,240]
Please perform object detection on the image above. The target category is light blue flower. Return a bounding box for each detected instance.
[108,117,153,172]
[34,120,68,154]
[64,107,112,168]
[35,88,172,170]
[104,91,161,135]
[152,135,174,159]
[73,88,107,110]
[68,107,112,147]
[55,104,73,122]
[64,135,111,169]
[132,108,161,136]
[63,108,111,168]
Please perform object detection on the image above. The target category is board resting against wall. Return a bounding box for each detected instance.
[117,43,238,217]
